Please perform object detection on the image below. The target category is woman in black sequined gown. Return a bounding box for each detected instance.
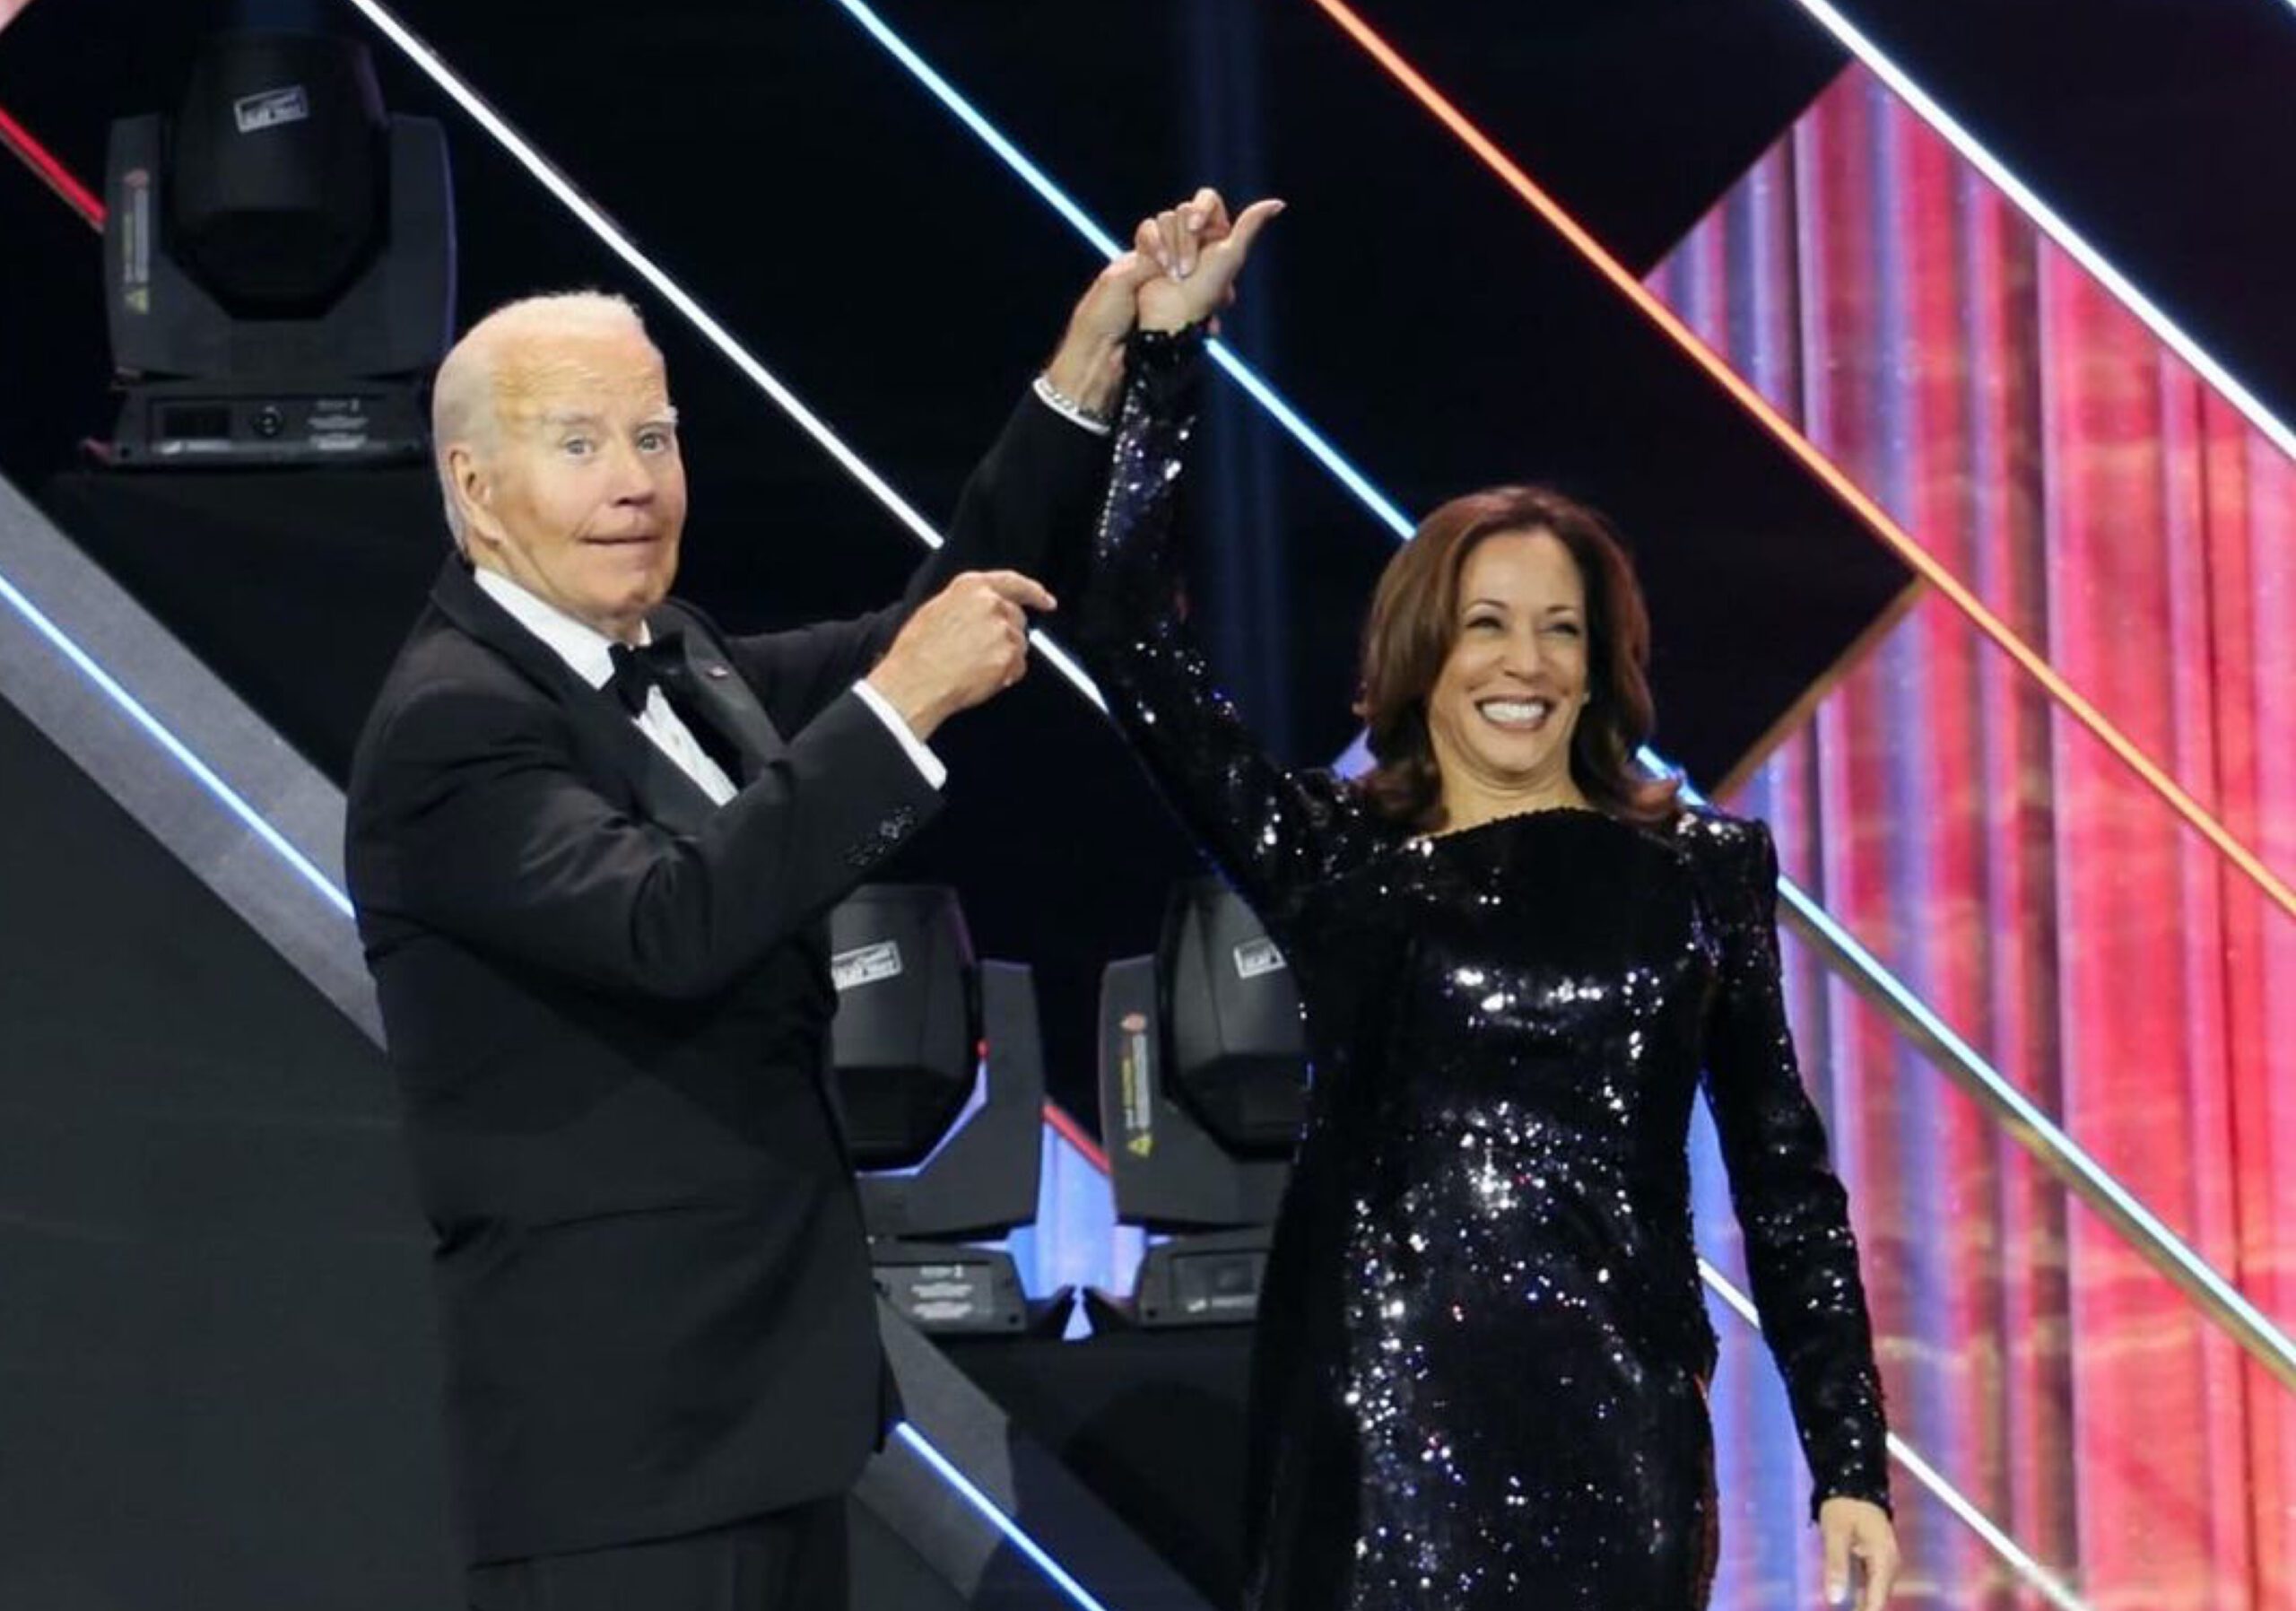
[1071,197,1900,1611]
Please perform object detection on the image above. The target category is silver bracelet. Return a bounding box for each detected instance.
[1032,372,1114,435]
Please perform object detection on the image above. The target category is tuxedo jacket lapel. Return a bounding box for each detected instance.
[654,604,789,786]
[428,562,726,835]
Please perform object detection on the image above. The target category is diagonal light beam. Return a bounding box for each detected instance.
[0,565,352,917]
[339,0,1105,712]
[891,1424,1115,1611]
[0,98,103,227]
[827,0,1414,540]
[1779,0,2296,464]
[1658,755,2296,1394]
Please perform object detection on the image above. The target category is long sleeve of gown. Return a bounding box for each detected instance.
[1697,817,1893,1519]
[1070,325,1370,927]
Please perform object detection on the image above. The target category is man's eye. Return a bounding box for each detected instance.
[638,429,672,453]
[561,437,595,457]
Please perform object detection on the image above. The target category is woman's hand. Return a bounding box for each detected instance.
[1818,1497,1899,1609]
[1135,187,1284,334]
[1042,248,1162,420]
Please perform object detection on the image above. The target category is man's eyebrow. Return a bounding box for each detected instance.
[529,407,680,430]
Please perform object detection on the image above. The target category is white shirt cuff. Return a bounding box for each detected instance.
[852,679,947,789]
[1032,373,1112,437]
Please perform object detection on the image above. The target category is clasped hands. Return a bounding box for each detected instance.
[865,187,1282,740]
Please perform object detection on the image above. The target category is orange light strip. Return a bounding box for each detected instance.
[1308,0,2296,922]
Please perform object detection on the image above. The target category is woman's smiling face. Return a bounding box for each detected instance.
[1425,528,1590,819]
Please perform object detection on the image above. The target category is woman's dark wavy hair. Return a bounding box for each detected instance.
[1352,484,1680,831]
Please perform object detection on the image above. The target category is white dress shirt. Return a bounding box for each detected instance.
[472,568,944,806]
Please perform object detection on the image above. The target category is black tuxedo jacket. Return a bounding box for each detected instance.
[345,391,1105,1563]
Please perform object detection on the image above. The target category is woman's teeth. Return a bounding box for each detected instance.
[1478,698,1553,728]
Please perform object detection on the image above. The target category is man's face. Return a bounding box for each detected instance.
[454,323,687,642]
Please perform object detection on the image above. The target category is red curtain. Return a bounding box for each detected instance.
[1651,68,2296,1610]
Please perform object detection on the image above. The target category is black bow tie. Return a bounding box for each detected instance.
[606,632,689,718]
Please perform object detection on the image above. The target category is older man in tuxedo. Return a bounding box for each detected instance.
[345,218,1180,1608]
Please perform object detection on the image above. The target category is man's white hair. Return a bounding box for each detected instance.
[430,291,652,548]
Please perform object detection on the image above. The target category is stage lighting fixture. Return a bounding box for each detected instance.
[1093,877,1308,1327]
[100,30,454,467]
[829,885,1051,1335]
[1161,877,1311,1156]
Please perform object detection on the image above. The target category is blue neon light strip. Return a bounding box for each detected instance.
[892,1423,1113,1611]
[831,0,1417,540]
[0,567,352,918]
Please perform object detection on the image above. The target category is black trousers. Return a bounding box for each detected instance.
[467,1499,848,1611]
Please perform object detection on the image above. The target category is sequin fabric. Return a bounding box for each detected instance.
[1073,327,1892,1611]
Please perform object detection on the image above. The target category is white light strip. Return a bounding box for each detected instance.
[891,1423,1114,1611]
[1786,0,2296,464]
[1698,1260,2090,1611]
[337,0,1105,713]
[1204,341,1414,537]
[830,0,1418,539]
[1775,872,2295,1355]
[826,0,1124,261]
[0,567,352,917]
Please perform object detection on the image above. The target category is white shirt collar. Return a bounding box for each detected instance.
[471,565,649,691]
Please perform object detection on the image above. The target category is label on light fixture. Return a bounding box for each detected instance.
[1232,936,1288,980]
[233,85,310,135]
[831,939,903,992]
